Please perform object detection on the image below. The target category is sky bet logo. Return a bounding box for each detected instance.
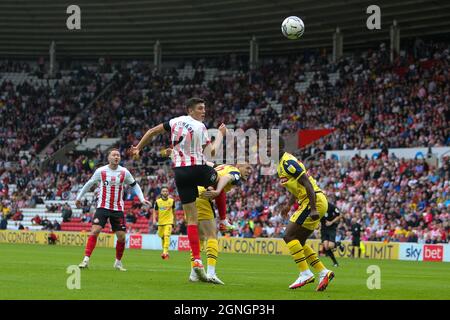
[423,245,443,262]
[405,245,422,261]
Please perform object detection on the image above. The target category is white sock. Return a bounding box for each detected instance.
[207,265,216,277]
[320,269,329,276]
[115,259,121,264]
[190,268,197,278]
[83,256,90,262]
[301,269,314,277]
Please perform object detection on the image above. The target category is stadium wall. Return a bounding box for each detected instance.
[1,231,448,262]
[326,147,450,163]
[0,230,115,247]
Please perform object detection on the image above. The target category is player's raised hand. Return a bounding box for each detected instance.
[142,199,152,207]
[129,145,140,160]
[218,123,227,136]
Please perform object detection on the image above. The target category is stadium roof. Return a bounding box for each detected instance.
[1,0,450,58]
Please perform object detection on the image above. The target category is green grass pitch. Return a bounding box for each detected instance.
[0,243,448,300]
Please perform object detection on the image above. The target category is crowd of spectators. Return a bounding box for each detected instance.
[0,40,448,243]
[0,63,113,168]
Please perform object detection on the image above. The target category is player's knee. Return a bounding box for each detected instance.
[283,234,295,243]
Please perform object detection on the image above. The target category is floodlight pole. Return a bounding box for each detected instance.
[332,27,343,63]
[154,40,162,72]
[249,35,259,70]
[49,41,56,77]
[390,20,400,63]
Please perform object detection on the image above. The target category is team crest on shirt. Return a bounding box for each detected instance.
[94,218,100,223]
[210,173,217,183]
[103,180,109,186]
[287,164,297,174]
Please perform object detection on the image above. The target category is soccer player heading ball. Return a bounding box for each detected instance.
[130,97,227,282]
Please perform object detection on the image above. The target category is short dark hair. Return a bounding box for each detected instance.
[161,185,169,191]
[108,148,120,156]
[186,97,205,112]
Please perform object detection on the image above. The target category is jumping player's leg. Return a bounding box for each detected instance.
[286,193,334,291]
[184,202,202,260]
[175,165,217,282]
[183,201,208,282]
[215,190,234,232]
[190,220,206,281]
[296,227,334,291]
[200,219,222,283]
[297,227,326,274]
[173,167,203,262]
[284,222,312,275]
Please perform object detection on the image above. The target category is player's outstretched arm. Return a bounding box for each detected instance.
[131,182,151,206]
[75,169,100,208]
[202,174,232,199]
[130,123,166,159]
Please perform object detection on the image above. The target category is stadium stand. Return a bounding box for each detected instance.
[0,41,448,244]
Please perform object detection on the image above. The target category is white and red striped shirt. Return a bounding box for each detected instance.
[168,115,210,167]
[76,165,137,211]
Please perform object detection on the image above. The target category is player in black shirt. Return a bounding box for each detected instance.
[320,203,342,267]
[350,218,363,258]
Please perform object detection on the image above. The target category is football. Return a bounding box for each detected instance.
[281,16,305,40]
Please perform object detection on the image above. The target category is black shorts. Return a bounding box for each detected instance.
[93,208,126,232]
[321,228,337,242]
[173,165,218,204]
[352,238,361,247]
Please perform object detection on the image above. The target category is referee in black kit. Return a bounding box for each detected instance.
[320,203,342,267]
